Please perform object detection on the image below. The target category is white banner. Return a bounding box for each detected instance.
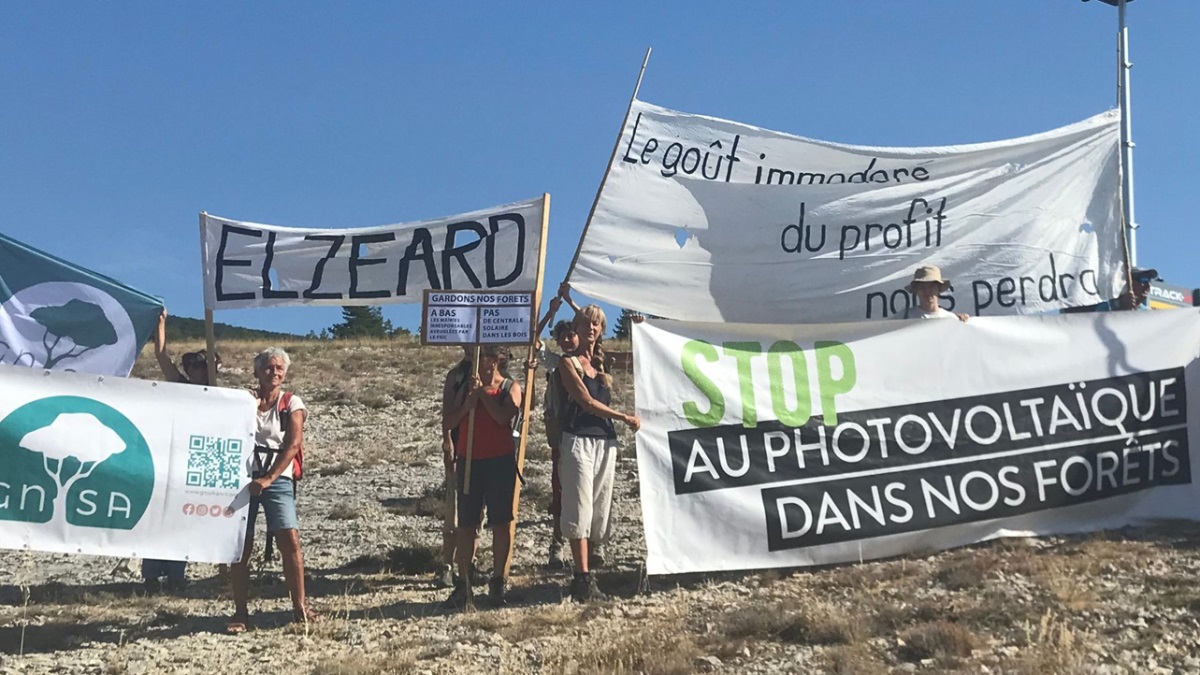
[0,365,255,563]
[634,311,1200,574]
[202,197,545,310]
[574,101,1123,322]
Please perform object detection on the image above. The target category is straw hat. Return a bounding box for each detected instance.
[906,265,951,292]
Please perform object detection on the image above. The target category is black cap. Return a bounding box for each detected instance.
[1131,267,1159,282]
[1082,0,1134,6]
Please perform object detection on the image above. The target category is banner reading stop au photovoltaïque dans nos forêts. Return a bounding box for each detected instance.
[633,310,1200,575]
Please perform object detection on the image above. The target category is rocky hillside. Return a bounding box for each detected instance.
[1,339,1199,674]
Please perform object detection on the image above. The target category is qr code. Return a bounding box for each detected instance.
[186,436,243,489]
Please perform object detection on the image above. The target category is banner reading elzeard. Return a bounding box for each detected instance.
[633,311,1200,575]
[202,198,545,310]
[573,101,1122,323]
[0,365,255,563]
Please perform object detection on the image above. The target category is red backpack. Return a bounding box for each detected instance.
[278,392,305,481]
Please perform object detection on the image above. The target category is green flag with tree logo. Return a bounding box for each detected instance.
[0,232,163,376]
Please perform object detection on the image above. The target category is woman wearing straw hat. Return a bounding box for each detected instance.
[904,265,969,322]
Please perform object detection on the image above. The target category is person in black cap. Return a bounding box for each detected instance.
[1064,267,1158,313]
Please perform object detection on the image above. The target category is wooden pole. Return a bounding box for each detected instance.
[504,193,552,578]
[562,48,651,283]
[462,344,481,494]
[199,213,218,386]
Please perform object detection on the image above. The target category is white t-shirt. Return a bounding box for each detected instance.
[907,307,956,320]
[252,393,307,479]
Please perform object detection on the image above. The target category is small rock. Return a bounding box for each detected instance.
[695,655,722,671]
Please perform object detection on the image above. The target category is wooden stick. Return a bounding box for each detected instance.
[462,344,481,494]
[504,193,552,578]
[199,213,218,386]
[562,48,652,283]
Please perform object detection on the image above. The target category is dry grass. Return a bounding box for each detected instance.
[342,545,441,576]
[717,600,864,647]
[459,603,585,643]
[1005,610,1090,675]
[823,644,888,675]
[552,625,699,675]
[936,550,999,590]
[328,502,364,521]
[896,621,977,662]
[384,483,446,519]
[310,646,417,675]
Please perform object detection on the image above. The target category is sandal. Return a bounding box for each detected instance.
[226,612,250,634]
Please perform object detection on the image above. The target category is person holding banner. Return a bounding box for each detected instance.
[903,265,969,322]
[228,348,318,632]
[140,309,221,592]
[442,346,523,609]
[436,348,484,589]
[558,305,640,602]
[1063,266,1157,313]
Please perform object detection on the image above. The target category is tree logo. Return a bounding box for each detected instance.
[0,281,137,372]
[0,396,153,529]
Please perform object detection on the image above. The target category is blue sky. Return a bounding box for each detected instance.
[3,2,1195,336]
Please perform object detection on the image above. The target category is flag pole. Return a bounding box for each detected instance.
[562,47,652,284]
[199,212,218,386]
[1116,0,1137,266]
[504,192,551,579]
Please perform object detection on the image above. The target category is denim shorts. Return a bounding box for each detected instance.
[248,477,299,532]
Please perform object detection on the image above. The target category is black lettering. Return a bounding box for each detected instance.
[442,220,486,289]
[849,158,878,184]
[1039,253,1060,302]
[303,235,345,300]
[486,213,526,287]
[724,135,741,183]
[973,280,994,314]
[640,138,659,164]
[261,231,299,300]
[912,166,930,181]
[661,142,683,177]
[681,147,701,175]
[349,233,394,299]
[620,112,643,164]
[396,228,439,296]
[766,167,795,185]
[996,278,1017,307]
[215,224,260,302]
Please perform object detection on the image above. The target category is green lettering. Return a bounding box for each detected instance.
[681,340,724,427]
[723,341,762,428]
[767,340,811,426]
[815,341,856,425]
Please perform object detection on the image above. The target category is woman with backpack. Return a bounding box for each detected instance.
[557,304,640,602]
[442,345,523,609]
[227,347,318,632]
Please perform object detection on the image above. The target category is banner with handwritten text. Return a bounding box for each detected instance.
[574,101,1122,323]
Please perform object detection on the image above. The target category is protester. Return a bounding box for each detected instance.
[1063,266,1157,313]
[228,347,317,632]
[141,309,221,592]
[441,346,523,608]
[537,318,580,569]
[904,265,969,321]
[558,304,640,602]
[436,347,483,589]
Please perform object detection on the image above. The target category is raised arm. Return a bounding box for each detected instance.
[153,309,185,383]
[476,379,521,426]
